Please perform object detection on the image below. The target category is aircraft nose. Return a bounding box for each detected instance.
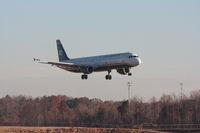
[136,58,142,65]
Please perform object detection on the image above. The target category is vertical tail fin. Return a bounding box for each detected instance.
[56,40,70,61]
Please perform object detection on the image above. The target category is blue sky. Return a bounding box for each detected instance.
[0,0,200,101]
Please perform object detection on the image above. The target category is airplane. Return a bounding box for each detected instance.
[37,40,141,80]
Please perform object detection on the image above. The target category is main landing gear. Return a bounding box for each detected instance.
[105,70,112,80]
[81,71,132,80]
[81,74,88,80]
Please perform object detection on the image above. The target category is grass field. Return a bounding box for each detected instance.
[0,126,169,133]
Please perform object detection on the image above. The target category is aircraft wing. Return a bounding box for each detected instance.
[39,61,81,68]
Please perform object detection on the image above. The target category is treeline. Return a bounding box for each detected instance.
[0,90,200,127]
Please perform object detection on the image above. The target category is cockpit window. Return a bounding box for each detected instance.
[128,55,139,58]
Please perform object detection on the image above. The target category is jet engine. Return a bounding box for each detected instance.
[117,68,130,75]
[81,67,93,74]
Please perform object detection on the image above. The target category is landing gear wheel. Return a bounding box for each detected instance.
[105,70,112,80]
[81,74,88,80]
[108,75,112,80]
[105,75,109,80]
[128,73,132,76]
[81,75,84,79]
[105,75,112,80]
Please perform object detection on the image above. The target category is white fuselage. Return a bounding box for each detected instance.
[57,52,141,73]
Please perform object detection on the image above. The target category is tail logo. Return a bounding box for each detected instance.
[58,50,63,56]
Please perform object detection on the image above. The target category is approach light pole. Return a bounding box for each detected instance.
[179,82,183,124]
[180,82,183,100]
[127,82,132,104]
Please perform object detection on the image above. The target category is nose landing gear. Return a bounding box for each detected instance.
[128,73,132,76]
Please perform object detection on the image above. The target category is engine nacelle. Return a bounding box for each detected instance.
[117,68,130,75]
[81,67,93,74]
